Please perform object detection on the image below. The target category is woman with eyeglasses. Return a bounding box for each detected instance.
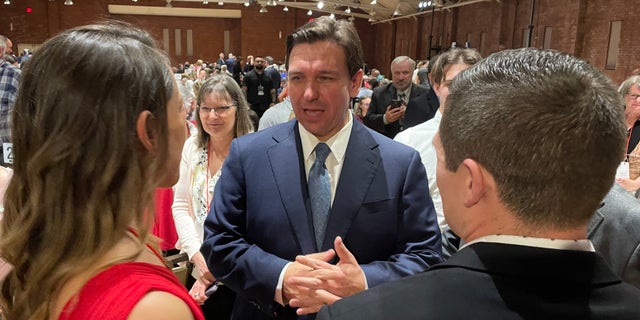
[616,75,640,197]
[172,74,254,319]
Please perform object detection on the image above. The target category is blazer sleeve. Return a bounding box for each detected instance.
[363,89,387,133]
[359,149,443,287]
[200,139,290,312]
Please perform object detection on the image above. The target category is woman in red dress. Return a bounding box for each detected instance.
[0,21,204,320]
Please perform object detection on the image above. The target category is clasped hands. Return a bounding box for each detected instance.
[283,236,366,315]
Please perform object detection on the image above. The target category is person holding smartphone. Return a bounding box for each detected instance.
[363,56,428,138]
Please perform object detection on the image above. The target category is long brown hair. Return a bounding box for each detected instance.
[0,21,175,318]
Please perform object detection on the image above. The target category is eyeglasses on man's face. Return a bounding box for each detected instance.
[198,105,236,115]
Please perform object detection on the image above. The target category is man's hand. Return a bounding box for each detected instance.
[282,249,336,304]
[287,237,366,315]
[384,104,406,123]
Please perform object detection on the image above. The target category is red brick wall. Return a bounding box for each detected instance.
[0,0,638,84]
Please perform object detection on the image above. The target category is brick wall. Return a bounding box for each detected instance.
[0,0,638,84]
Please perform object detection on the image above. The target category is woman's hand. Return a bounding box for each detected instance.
[191,252,215,285]
[616,177,640,193]
[189,278,209,305]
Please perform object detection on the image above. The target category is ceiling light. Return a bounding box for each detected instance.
[132,0,138,2]
[218,1,224,5]
[3,0,10,4]
[329,13,335,19]
[371,0,377,4]
[244,1,250,6]
[64,0,73,5]
[345,7,351,13]
[278,0,284,2]
[317,1,324,9]
[283,6,289,11]
[259,5,268,12]
[307,9,313,15]
[393,4,401,16]
[202,0,208,4]
[266,0,276,6]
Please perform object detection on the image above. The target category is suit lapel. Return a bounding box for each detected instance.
[322,121,381,250]
[267,122,317,254]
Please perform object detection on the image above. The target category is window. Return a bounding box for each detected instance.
[606,20,622,70]
[543,26,552,49]
[175,29,182,56]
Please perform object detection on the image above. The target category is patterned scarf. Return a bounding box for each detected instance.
[191,146,222,224]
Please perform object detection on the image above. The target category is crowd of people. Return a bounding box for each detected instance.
[0,16,640,320]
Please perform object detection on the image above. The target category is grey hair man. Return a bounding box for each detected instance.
[318,48,640,319]
[364,56,428,138]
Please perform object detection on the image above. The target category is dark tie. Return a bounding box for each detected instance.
[309,143,331,250]
[398,92,406,104]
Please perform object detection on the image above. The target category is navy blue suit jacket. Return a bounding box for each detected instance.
[201,119,442,319]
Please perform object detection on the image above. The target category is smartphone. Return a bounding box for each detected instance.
[390,99,402,109]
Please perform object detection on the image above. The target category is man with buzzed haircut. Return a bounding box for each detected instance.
[318,48,640,319]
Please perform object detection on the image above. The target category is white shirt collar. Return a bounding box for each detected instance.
[298,111,353,165]
[462,234,595,252]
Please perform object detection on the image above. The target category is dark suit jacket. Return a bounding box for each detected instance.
[588,183,640,288]
[318,242,640,320]
[403,87,439,128]
[201,119,443,320]
[363,83,428,138]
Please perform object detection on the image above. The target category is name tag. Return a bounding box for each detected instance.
[616,161,629,179]
[2,143,12,164]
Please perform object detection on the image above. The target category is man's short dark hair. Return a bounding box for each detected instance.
[285,17,363,78]
[440,48,626,229]
[430,48,482,85]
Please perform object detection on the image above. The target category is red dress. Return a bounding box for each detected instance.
[59,262,204,320]
[153,188,179,251]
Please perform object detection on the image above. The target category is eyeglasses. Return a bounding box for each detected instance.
[198,105,235,115]
[627,94,640,101]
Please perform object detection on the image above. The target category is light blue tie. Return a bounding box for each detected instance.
[309,143,331,250]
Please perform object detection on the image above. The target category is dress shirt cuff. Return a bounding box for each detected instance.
[362,271,369,290]
[274,262,292,306]
[383,114,390,125]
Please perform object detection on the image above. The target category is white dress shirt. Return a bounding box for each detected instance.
[394,110,446,232]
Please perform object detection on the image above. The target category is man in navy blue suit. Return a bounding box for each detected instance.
[201,17,442,320]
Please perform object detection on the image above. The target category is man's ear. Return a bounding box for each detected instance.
[136,110,156,154]
[432,82,442,98]
[350,69,365,97]
[460,158,486,208]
